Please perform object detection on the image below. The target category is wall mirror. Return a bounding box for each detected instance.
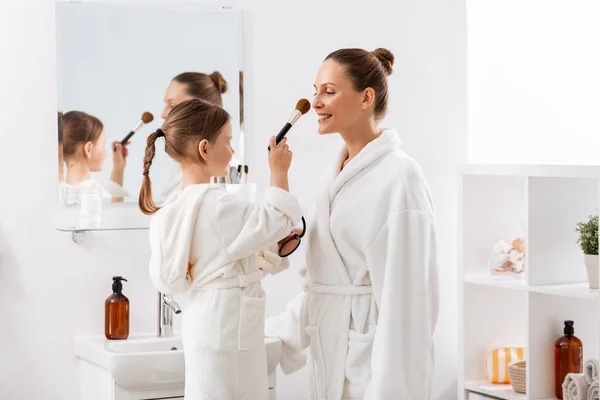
[55,2,243,212]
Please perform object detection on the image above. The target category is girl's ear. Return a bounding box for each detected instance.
[83,141,93,159]
[198,139,209,161]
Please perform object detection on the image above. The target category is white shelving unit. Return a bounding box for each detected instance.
[458,164,600,400]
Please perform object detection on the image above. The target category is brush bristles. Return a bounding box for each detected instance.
[141,112,154,124]
[296,98,311,115]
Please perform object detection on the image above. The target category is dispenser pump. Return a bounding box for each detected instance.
[105,276,130,340]
[112,276,127,294]
[555,320,583,398]
[564,320,575,336]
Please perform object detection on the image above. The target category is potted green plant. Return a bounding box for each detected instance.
[575,213,598,289]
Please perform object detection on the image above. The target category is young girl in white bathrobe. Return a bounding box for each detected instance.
[139,98,303,399]
[265,48,440,399]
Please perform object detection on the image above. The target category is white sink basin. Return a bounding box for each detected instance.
[74,334,282,391]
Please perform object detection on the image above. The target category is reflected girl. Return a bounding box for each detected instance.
[58,111,130,202]
[58,111,64,182]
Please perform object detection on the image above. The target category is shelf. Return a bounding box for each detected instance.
[56,227,149,232]
[529,282,598,301]
[461,163,600,179]
[464,380,526,400]
[464,274,527,290]
[464,274,598,301]
[459,164,600,400]
[56,226,149,244]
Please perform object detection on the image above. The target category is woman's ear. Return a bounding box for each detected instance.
[83,141,93,159]
[198,139,209,161]
[361,87,375,111]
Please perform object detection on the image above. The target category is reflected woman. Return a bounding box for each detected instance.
[158,71,229,198]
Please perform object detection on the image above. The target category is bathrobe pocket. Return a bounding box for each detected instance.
[344,324,377,398]
[306,325,328,398]
[238,294,266,351]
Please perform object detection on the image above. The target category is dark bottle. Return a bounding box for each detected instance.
[555,320,583,399]
[105,276,129,340]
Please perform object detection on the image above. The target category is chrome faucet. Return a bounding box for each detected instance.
[158,292,182,337]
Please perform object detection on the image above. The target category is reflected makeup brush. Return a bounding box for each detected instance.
[268,98,311,150]
[115,112,154,150]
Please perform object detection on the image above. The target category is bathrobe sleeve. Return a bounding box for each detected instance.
[215,186,303,261]
[363,209,439,400]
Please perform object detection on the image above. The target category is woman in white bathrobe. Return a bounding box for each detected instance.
[139,98,303,399]
[265,48,440,399]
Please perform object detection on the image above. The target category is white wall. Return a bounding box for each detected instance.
[0,0,466,399]
[467,0,600,164]
[249,2,467,398]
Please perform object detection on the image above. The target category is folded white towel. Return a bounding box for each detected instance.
[588,380,599,400]
[563,373,590,400]
[586,359,600,385]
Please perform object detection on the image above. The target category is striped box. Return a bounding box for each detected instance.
[484,347,525,383]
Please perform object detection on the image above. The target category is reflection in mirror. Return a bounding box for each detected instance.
[55,3,243,207]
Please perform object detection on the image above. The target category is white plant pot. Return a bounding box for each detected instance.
[584,254,599,289]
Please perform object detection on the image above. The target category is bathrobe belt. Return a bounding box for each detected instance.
[195,270,265,290]
[309,283,373,296]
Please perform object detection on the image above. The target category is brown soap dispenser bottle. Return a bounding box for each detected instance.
[105,276,129,340]
[555,320,583,399]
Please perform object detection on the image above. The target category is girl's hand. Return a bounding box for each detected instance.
[268,137,292,173]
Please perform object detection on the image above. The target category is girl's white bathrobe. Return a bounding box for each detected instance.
[265,129,440,399]
[148,184,303,400]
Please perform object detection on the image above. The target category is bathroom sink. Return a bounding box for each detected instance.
[104,335,182,353]
[74,334,282,391]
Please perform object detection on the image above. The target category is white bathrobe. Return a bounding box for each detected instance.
[148,184,303,399]
[265,129,440,399]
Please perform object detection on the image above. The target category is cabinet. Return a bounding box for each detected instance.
[458,164,600,399]
[468,393,502,400]
[79,354,278,400]
[76,334,281,399]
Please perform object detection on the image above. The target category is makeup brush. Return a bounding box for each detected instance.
[268,98,311,150]
[117,112,154,149]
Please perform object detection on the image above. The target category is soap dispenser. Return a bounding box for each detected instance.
[555,320,583,399]
[105,276,129,340]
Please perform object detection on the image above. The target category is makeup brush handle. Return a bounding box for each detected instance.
[113,131,134,151]
[120,131,135,145]
[268,123,292,150]
[276,123,292,144]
